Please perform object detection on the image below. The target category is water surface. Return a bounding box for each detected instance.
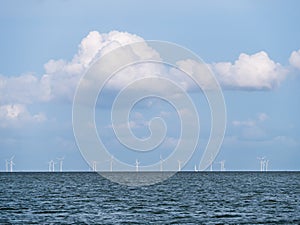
[0,172,299,224]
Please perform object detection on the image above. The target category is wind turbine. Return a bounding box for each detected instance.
[57,157,64,172]
[209,154,214,171]
[48,160,55,172]
[257,157,265,172]
[9,156,15,172]
[265,160,269,171]
[92,161,98,171]
[48,160,52,172]
[51,160,55,172]
[135,159,140,172]
[52,160,56,172]
[219,160,225,171]
[178,160,182,171]
[194,164,198,172]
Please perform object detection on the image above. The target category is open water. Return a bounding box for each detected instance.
[0,172,299,224]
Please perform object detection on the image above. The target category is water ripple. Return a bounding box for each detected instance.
[0,172,299,224]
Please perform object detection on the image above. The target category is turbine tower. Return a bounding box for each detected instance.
[48,160,52,172]
[219,160,225,171]
[194,165,198,172]
[52,160,56,172]
[92,161,98,171]
[9,156,15,172]
[257,157,265,171]
[209,154,214,171]
[48,160,55,172]
[135,159,140,172]
[265,160,269,171]
[178,160,182,171]
[57,157,64,172]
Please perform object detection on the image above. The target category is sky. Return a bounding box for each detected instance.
[0,0,300,171]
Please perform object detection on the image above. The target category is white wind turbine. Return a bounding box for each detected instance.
[194,164,198,172]
[104,156,115,171]
[135,159,140,172]
[48,160,55,172]
[209,154,214,171]
[48,160,52,172]
[219,160,225,171]
[57,157,64,172]
[92,161,98,171]
[265,159,269,171]
[9,156,15,172]
[257,157,265,171]
[178,160,182,171]
[52,161,56,172]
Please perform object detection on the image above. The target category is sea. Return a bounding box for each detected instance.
[0,172,299,224]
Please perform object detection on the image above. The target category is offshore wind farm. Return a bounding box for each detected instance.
[1,0,300,224]
[2,155,274,172]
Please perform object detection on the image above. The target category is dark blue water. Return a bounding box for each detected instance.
[0,172,299,224]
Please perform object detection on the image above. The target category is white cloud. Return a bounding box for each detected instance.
[0,104,46,128]
[175,59,217,91]
[105,62,165,91]
[289,49,300,70]
[0,74,51,104]
[213,51,288,90]
[0,31,159,104]
[0,31,298,109]
[42,30,153,101]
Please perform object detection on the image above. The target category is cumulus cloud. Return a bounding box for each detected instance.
[174,59,218,91]
[212,51,288,90]
[0,104,46,128]
[0,74,51,104]
[0,31,159,105]
[289,49,300,70]
[105,62,165,91]
[0,30,298,109]
[42,31,157,101]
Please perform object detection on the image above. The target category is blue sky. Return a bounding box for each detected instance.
[0,0,300,171]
